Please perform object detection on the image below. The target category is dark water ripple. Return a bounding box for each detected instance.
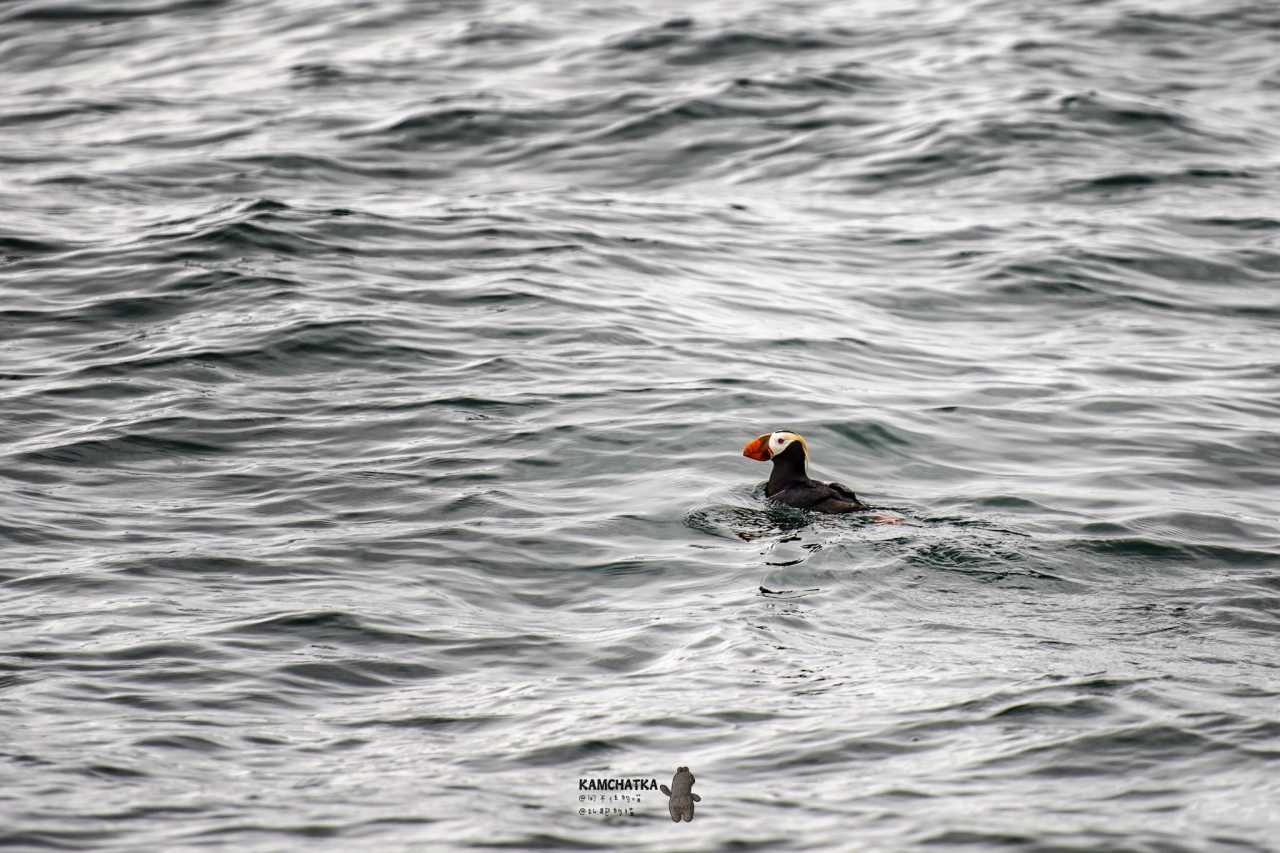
[4,0,1280,850]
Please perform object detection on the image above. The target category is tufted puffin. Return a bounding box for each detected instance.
[742,430,870,514]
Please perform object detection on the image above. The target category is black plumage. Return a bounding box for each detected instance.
[754,434,868,514]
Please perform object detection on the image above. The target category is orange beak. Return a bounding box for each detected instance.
[742,434,771,461]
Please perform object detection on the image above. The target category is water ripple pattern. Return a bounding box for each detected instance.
[2,0,1279,850]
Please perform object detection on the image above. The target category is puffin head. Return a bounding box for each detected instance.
[742,430,809,462]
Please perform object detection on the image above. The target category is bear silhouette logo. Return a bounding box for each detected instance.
[660,766,701,822]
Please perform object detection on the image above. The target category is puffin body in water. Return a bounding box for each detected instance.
[742,430,869,514]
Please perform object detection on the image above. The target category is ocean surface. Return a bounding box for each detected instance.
[3,0,1279,849]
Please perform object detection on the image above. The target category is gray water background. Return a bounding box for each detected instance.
[2,0,1280,849]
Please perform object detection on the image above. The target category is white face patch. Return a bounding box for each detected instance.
[769,431,808,459]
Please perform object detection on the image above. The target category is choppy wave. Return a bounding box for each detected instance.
[3,0,1280,849]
